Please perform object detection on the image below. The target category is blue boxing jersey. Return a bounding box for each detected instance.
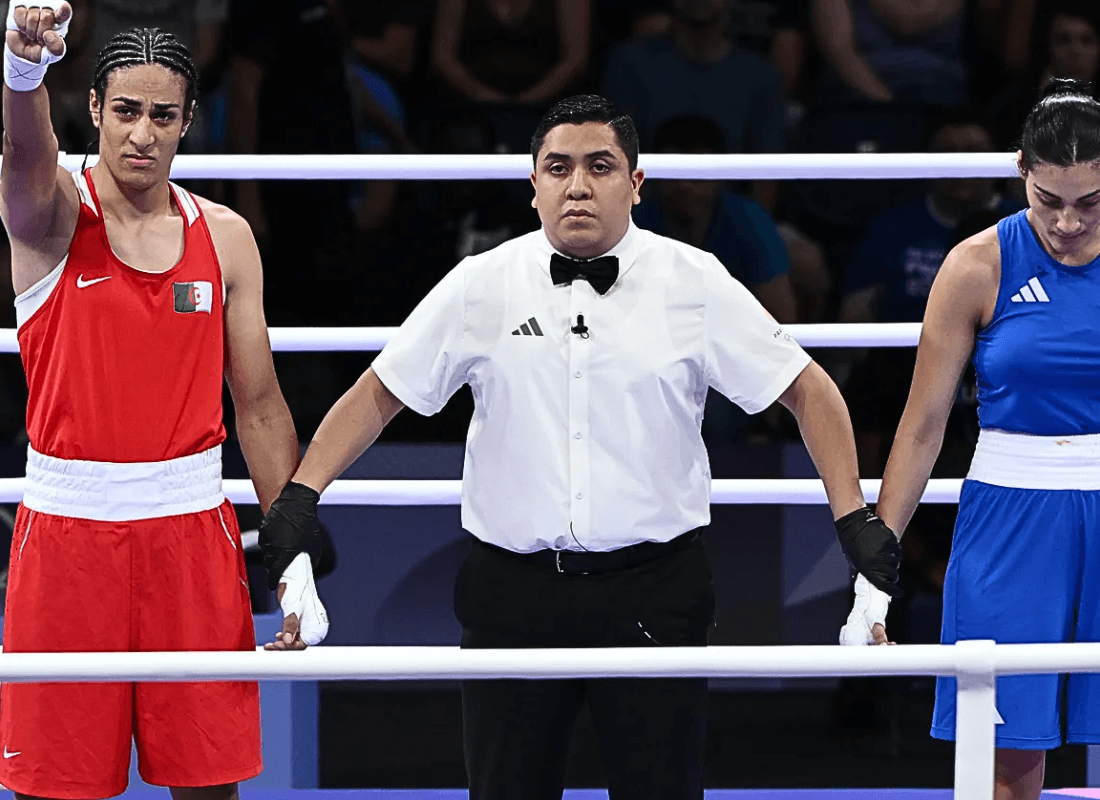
[972,209,1100,435]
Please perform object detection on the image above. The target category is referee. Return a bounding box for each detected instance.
[259,95,900,800]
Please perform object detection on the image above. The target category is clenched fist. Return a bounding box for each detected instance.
[7,2,71,62]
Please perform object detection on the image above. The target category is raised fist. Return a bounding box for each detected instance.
[6,2,71,64]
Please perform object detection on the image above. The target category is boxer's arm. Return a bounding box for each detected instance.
[2,2,79,292]
[208,201,299,513]
[874,234,994,539]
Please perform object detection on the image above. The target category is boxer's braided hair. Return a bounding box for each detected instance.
[91,28,199,111]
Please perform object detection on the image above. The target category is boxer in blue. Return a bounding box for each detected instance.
[864,77,1100,800]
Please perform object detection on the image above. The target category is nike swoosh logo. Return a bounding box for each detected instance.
[3,747,20,758]
[76,274,112,288]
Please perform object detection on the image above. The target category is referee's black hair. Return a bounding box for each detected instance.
[91,28,199,115]
[530,95,640,172]
[1019,77,1100,172]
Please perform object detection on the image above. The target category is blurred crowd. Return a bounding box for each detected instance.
[0,0,1096,625]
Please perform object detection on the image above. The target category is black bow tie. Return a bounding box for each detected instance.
[550,253,619,296]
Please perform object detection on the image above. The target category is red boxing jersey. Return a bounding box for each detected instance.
[15,170,227,463]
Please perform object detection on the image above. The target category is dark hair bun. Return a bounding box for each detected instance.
[1036,77,1094,105]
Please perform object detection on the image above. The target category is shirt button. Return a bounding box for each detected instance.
[575,432,582,439]
[576,492,583,499]
[574,371,582,378]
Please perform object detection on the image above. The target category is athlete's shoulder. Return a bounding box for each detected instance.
[187,196,261,288]
[936,224,1001,300]
[191,195,251,235]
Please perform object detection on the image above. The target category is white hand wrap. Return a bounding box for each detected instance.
[839,573,892,646]
[4,1,70,91]
[279,551,330,646]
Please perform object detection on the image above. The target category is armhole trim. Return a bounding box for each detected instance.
[15,255,68,330]
[73,171,98,216]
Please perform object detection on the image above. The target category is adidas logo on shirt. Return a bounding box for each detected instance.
[1010,276,1050,303]
[512,317,544,336]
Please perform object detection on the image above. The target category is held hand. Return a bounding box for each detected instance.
[839,573,895,645]
[871,623,892,646]
[6,2,71,63]
[834,507,902,597]
[264,552,330,650]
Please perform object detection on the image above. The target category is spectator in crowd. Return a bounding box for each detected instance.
[430,0,591,152]
[839,112,1019,335]
[1000,0,1097,77]
[602,0,785,211]
[345,0,426,157]
[227,0,360,439]
[589,0,670,79]
[227,0,357,322]
[960,0,1015,98]
[344,2,429,235]
[765,0,813,108]
[633,115,797,323]
[987,0,1099,152]
[811,0,968,104]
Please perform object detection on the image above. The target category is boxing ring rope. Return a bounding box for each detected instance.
[0,476,962,505]
[0,322,924,353]
[0,151,1057,799]
[41,151,1020,180]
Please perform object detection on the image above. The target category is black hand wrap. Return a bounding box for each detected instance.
[258,481,323,590]
[834,506,902,597]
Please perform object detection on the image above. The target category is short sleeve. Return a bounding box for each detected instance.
[704,258,811,413]
[371,262,473,416]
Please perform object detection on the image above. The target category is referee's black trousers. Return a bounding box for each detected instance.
[454,532,715,800]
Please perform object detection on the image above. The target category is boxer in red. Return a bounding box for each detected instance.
[0,4,326,798]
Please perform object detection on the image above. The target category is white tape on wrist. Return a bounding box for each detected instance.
[279,551,330,646]
[4,2,70,91]
[838,573,892,646]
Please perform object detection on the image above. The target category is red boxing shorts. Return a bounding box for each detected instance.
[0,447,261,799]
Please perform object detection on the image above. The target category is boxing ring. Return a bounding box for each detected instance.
[0,150,1092,799]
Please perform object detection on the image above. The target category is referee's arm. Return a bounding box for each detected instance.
[778,360,867,520]
[292,368,405,494]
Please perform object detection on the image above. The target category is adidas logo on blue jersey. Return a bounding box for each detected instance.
[1010,277,1050,303]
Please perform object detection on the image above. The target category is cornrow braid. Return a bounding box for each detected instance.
[91,28,199,111]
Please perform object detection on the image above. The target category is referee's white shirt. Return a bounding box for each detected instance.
[371,220,811,553]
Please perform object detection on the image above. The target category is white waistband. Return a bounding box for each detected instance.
[967,429,1100,490]
[23,445,224,521]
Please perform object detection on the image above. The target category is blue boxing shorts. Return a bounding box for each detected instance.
[932,478,1100,748]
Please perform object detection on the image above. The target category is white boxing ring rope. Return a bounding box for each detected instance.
[0,152,1068,800]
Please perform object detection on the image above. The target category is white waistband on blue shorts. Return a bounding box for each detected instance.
[967,428,1100,490]
[23,445,224,521]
